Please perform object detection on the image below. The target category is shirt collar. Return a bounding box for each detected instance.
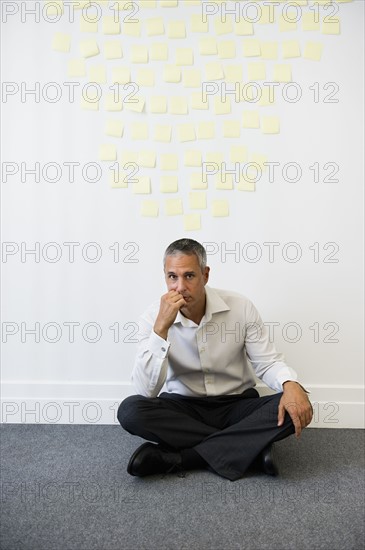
[174,286,230,326]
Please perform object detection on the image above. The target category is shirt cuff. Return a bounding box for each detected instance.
[148,331,170,359]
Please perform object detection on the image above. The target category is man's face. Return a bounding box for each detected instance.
[164,253,210,313]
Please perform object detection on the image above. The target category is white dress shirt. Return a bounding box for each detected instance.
[132,286,298,398]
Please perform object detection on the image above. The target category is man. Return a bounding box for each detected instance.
[118,239,313,481]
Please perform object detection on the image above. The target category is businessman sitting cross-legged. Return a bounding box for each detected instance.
[118,238,312,481]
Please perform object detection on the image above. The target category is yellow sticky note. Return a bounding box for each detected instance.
[161,154,178,170]
[139,0,156,6]
[132,176,151,194]
[224,65,243,82]
[190,173,208,190]
[136,68,155,87]
[169,97,188,115]
[322,20,340,35]
[218,41,236,59]
[81,97,99,111]
[216,174,233,190]
[243,40,261,57]
[282,41,301,58]
[248,62,267,81]
[262,116,280,134]
[102,16,120,35]
[273,64,292,82]
[99,144,117,161]
[123,21,141,37]
[163,65,181,83]
[261,41,278,60]
[112,67,130,84]
[131,123,149,140]
[110,165,128,189]
[138,151,156,168]
[183,69,201,88]
[176,48,194,66]
[212,200,229,217]
[302,12,320,31]
[89,65,107,84]
[105,93,123,111]
[304,42,324,61]
[191,14,208,33]
[259,86,275,106]
[214,97,231,115]
[146,17,165,36]
[168,21,186,38]
[112,0,135,9]
[154,125,172,142]
[150,43,168,61]
[150,96,167,113]
[80,16,98,33]
[166,199,183,216]
[124,96,145,113]
[160,176,178,193]
[191,93,209,110]
[184,214,201,231]
[199,38,218,55]
[141,201,159,217]
[184,150,202,167]
[131,45,148,63]
[223,120,240,138]
[197,122,215,139]
[205,62,224,80]
[105,119,124,138]
[237,177,256,192]
[230,146,247,163]
[189,192,206,210]
[242,111,260,129]
[104,41,123,59]
[258,5,275,25]
[52,33,71,53]
[68,59,86,77]
[178,124,196,142]
[214,17,233,35]
[278,14,297,32]
[235,21,254,36]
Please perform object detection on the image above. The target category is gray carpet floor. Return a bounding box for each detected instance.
[0,425,364,550]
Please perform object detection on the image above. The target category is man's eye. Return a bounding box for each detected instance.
[169,275,177,279]
[186,274,194,279]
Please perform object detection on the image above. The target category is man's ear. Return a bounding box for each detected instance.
[203,266,210,284]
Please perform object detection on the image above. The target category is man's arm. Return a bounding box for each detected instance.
[132,291,186,397]
[244,300,313,436]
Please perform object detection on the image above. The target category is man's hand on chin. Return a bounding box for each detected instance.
[277,381,313,438]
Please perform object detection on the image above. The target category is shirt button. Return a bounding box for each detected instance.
[200,347,205,352]
[161,347,166,352]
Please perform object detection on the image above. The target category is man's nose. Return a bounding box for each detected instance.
[175,278,186,292]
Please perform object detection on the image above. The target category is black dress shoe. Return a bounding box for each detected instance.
[260,444,278,476]
[127,442,184,477]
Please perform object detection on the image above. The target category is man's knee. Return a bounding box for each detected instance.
[117,394,150,433]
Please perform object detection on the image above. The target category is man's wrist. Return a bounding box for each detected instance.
[283,380,310,394]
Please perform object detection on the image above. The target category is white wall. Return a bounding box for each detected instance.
[1,0,364,427]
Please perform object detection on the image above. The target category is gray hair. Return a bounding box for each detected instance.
[163,239,207,272]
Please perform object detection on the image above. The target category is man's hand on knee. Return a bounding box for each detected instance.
[277,381,313,438]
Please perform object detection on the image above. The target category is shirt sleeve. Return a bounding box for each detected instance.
[244,300,298,393]
[131,308,170,397]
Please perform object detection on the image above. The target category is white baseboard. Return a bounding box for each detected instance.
[1,381,364,428]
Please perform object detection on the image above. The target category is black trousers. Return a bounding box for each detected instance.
[118,389,295,481]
